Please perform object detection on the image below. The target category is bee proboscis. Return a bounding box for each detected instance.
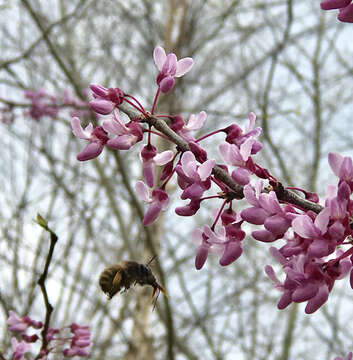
[99,259,167,308]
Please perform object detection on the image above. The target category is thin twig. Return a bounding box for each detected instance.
[35,214,58,356]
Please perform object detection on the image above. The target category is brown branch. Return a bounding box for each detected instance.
[35,214,58,357]
[0,0,86,69]
[20,0,84,98]
[118,103,324,215]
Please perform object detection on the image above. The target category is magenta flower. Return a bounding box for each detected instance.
[11,337,31,360]
[7,311,42,333]
[71,117,109,161]
[178,111,207,141]
[175,198,201,216]
[102,110,143,150]
[25,89,59,120]
[334,352,353,360]
[135,181,170,226]
[89,84,124,115]
[291,208,332,257]
[192,224,244,269]
[175,151,215,200]
[8,311,29,333]
[46,327,60,342]
[153,46,193,93]
[321,1,353,22]
[266,245,352,314]
[63,323,91,358]
[222,112,262,152]
[140,145,174,188]
[241,181,291,242]
[328,152,353,186]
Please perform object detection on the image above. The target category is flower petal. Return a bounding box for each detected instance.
[198,159,215,181]
[135,181,151,202]
[71,117,91,140]
[292,215,320,238]
[195,243,210,270]
[181,151,197,178]
[185,111,206,131]
[154,150,174,165]
[77,142,104,161]
[328,152,343,177]
[320,0,350,10]
[338,4,353,22]
[175,57,194,77]
[102,110,127,135]
[143,202,163,226]
[153,46,166,71]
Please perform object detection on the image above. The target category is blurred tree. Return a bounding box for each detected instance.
[0,0,353,359]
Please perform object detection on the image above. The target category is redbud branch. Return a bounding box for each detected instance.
[35,214,58,357]
[118,103,324,214]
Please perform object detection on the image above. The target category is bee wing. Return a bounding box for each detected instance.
[112,269,123,288]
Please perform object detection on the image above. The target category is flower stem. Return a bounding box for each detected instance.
[124,98,147,115]
[195,129,223,142]
[151,87,161,115]
[124,94,145,113]
[211,199,228,230]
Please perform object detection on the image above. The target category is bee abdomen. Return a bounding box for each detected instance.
[99,265,124,299]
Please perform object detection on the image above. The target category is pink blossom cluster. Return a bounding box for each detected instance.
[0,105,15,124]
[70,45,353,320]
[7,310,90,359]
[335,352,353,360]
[24,88,91,121]
[321,0,353,22]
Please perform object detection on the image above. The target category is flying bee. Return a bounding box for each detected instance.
[99,258,167,308]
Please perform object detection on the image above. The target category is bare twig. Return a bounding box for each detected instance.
[35,214,58,356]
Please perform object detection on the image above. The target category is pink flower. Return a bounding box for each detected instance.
[140,145,174,188]
[222,112,262,152]
[153,46,193,93]
[25,89,59,120]
[175,151,215,200]
[46,327,60,342]
[63,324,91,358]
[175,198,201,216]
[321,0,351,9]
[135,181,170,226]
[334,352,353,360]
[7,311,42,333]
[266,246,352,314]
[7,311,29,333]
[89,84,124,115]
[178,111,207,141]
[11,337,31,360]
[71,117,109,161]
[241,181,291,241]
[102,110,143,150]
[320,0,353,22]
[192,224,244,269]
[328,152,353,186]
[291,208,332,257]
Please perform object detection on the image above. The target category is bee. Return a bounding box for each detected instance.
[99,258,167,308]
